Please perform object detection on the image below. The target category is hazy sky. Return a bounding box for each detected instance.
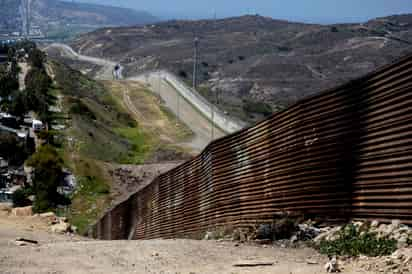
[78,0,412,23]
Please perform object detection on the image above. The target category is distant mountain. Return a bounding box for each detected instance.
[0,0,22,35]
[0,0,157,39]
[71,14,412,123]
[31,0,157,27]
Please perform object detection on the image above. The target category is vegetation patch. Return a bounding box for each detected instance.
[242,99,273,117]
[25,145,70,213]
[319,224,397,257]
[66,156,111,235]
[52,61,148,164]
[114,127,150,164]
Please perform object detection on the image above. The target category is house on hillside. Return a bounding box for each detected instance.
[32,119,44,132]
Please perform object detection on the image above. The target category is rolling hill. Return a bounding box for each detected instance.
[0,0,158,39]
[71,14,412,123]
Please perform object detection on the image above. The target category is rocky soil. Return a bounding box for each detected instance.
[106,163,180,205]
[0,213,367,274]
[1,204,411,273]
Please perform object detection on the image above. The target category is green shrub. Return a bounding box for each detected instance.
[12,188,32,207]
[178,70,188,78]
[319,224,397,257]
[69,99,96,120]
[243,100,273,117]
[26,145,68,213]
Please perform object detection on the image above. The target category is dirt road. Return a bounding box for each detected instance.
[128,74,224,151]
[43,43,120,80]
[0,213,379,274]
[43,44,245,151]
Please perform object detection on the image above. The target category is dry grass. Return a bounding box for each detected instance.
[102,80,193,151]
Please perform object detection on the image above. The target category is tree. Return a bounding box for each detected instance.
[8,90,29,119]
[26,145,68,213]
[12,188,32,207]
[0,132,31,165]
[24,67,53,123]
[28,49,45,69]
[0,65,19,99]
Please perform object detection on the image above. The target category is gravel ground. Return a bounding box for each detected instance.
[0,215,379,274]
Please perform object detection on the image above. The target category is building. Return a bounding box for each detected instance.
[32,119,44,132]
[0,189,12,203]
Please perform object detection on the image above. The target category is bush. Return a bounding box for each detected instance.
[319,224,397,257]
[178,70,188,78]
[26,145,67,213]
[243,100,273,117]
[69,99,96,120]
[12,188,32,207]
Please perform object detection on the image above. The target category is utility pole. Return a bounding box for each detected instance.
[26,0,30,38]
[177,86,180,121]
[192,37,199,90]
[157,72,161,96]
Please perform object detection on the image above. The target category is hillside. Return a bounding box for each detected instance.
[71,14,412,123]
[49,61,191,232]
[0,0,22,35]
[0,0,157,39]
[31,0,157,27]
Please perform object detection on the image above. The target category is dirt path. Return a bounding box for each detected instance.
[43,43,119,80]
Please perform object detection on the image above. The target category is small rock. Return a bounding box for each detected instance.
[371,220,379,228]
[50,222,71,234]
[397,236,408,249]
[39,212,56,218]
[325,256,340,273]
[58,217,68,223]
[391,251,404,260]
[203,231,213,240]
[359,255,368,261]
[392,220,401,229]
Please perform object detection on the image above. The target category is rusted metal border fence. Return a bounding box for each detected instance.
[91,54,412,240]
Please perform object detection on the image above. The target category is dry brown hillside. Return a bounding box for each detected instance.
[71,14,412,123]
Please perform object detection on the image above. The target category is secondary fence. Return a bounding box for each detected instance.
[91,53,412,240]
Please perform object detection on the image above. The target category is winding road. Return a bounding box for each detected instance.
[44,43,121,80]
[43,43,245,151]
